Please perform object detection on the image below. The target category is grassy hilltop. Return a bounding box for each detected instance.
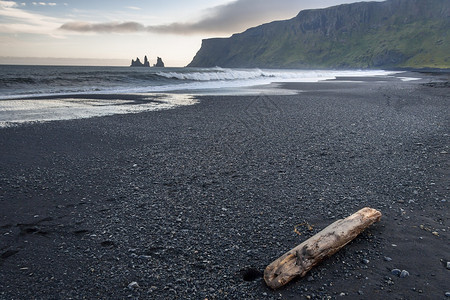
[188,0,450,69]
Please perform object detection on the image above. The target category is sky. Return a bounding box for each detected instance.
[0,0,384,67]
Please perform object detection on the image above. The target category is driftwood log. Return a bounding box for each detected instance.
[264,207,382,289]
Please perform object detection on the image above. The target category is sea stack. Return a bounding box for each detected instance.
[130,56,165,67]
[130,56,150,67]
[130,57,143,67]
[143,56,150,67]
[154,57,165,67]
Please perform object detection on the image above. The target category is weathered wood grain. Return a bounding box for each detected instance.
[264,207,382,289]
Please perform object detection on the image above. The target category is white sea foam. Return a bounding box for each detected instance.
[0,66,409,126]
[0,94,198,127]
[137,69,400,94]
[157,68,398,83]
[157,68,272,81]
[398,77,421,81]
[0,66,403,100]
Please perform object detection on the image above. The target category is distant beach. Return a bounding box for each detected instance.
[0,71,448,299]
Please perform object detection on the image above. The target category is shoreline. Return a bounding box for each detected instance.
[0,75,448,299]
[1,70,443,128]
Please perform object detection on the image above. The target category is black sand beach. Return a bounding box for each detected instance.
[0,74,449,299]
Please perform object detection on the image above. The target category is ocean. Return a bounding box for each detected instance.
[0,65,401,99]
[0,65,401,126]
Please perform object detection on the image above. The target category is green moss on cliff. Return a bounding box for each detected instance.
[188,0,450,69]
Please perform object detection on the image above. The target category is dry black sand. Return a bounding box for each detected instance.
[0,74,449,299]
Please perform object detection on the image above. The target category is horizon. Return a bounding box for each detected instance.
[0,0,385,67]
[0,56,129,66]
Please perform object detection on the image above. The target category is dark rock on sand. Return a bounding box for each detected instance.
[399,270,410,278]
[391,269,402,276]
[128,281,140,289]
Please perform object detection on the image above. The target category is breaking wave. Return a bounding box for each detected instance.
[156,68,274,81]
[0,65,399,99]
[156,67,397,82]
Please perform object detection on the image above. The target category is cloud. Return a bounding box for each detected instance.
[0,0,67,35]
[32,1,57,5]
[60,21,144,33]
[59,0,368,35]
[0,1,18,8]
[126,6,141,11]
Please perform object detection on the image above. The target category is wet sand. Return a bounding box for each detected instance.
[0,73,449,299]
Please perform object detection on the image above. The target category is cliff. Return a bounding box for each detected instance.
[188,0,450,69]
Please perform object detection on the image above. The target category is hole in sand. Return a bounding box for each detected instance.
[241,267,262,282]
[101,240,116,248]
[1,250,19,259]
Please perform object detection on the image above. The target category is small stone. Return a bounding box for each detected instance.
[384,257,392,262]
[339,292,346,296]
[445,292,450,297]
[307,276,314,282]
[446,262,450,270]
[358,290,364,295]
[391,269,401,276]
[362,259,370,264]
[432,231,439,236]
[128,281,140,289]
[400,270,409,278]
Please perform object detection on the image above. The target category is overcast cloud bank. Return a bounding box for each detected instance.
[60,0,372,35]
